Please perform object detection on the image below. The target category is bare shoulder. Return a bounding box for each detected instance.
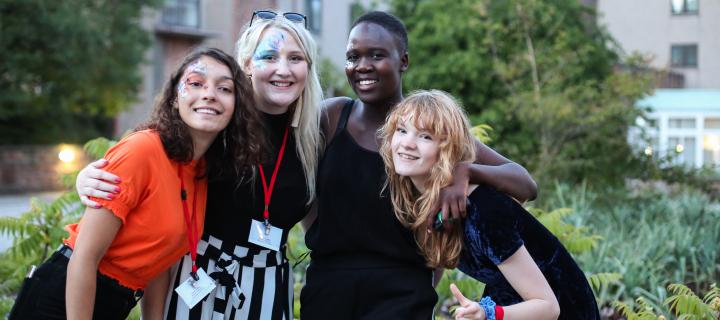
[320,97,354,144]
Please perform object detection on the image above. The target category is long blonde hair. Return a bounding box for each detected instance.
[379,90,476,268]
[236,15,323,204]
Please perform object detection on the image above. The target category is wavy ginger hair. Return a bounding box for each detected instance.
[379,90,476,268]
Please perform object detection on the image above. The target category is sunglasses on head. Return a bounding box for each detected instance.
[250,10,307,28]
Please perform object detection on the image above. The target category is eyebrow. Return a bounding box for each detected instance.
[287,50,306,56]
[186,73,234,82]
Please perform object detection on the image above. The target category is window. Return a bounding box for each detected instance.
[161,0,200,28]
[668,117,696,129]
[671,0,698,14]
[669,136,696,166]
[671,45,698,67]
[705,118,720,129]
[703,134,720,166]
[305,0,322,34]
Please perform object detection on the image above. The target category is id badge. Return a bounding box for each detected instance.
[174,268,216,308]
[248,219,283,251]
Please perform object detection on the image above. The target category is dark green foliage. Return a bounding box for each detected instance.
[0,0,162,144]
[548,182,720,314]
[391,0,653,190]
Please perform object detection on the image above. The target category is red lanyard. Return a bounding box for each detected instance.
[258,126,290,230]
[178,165,199,280]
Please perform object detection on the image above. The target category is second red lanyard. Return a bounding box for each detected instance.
[258,126,290,228]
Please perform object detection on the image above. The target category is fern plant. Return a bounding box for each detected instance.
[613,297,666,320]
[664,283,720,319]
[614,283,720,319]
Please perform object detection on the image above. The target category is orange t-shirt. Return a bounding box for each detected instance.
[65,130,207,290]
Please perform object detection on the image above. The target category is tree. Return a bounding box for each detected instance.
[0,0,162,144]
[391,0,653,190]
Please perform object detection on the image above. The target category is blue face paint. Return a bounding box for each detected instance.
[252,31,286,70]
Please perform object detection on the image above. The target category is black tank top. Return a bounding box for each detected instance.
[306,100,427,268]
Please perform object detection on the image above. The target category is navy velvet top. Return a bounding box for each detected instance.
[458,185,601,319]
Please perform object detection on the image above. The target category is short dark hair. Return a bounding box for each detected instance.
[351,11,408,53]
[138,47,266,178]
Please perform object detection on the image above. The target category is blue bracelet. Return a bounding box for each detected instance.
[478,296,497,320]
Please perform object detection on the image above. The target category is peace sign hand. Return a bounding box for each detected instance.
[450,283,486,320]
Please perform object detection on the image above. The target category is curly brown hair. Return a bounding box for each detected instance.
[137,47,266,178]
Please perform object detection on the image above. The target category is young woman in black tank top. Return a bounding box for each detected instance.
[301,12,538,319]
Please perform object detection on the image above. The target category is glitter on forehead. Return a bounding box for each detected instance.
[188,61,207,74]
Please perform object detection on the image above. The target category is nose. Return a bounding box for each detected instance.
[201,85,217,102]
[275,58,291,76]
[400,134,417,149]
[355,57,373,73]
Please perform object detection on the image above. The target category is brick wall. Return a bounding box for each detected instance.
[0,145,89,194]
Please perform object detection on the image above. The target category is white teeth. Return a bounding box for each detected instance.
[398,153,418,160]
[271,81,291,87]
[194,108,219,115]
[358,80,377,85]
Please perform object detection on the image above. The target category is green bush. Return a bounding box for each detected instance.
[547,182,720,315]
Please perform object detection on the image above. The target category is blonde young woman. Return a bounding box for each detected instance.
[75,11,323,320]
[379,90,600,320]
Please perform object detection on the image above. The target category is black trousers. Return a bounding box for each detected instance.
[8,246,141,320]
[300,260,438,320]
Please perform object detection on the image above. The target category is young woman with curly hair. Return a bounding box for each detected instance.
[8,47,264,320]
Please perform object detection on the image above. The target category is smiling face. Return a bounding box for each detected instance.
[176,55,235,140]
[249,27,308,114]
[391,117,441,191]
[345,22,407,106]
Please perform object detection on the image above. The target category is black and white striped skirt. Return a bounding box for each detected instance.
[164,234,293,320]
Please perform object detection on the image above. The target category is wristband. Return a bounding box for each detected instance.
[495,305,504,320]
[478,296,496,320]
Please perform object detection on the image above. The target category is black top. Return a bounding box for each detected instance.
[458,185,600,319]
[306,101,427,268]
[204,111,310,249]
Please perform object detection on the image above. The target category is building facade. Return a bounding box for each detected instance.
[115,0,381,136]
[597,0,720,168]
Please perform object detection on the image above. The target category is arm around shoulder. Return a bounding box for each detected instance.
[469,139,537,202]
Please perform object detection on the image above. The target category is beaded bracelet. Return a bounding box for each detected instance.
[478,296,497,320]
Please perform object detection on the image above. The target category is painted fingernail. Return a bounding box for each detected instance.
[115,178,122,183]
[114,187,121,193]
[108,194,115,200]
[93,205,102,209]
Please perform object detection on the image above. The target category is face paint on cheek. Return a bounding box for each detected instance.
[252,59,267,71]
[177,81,188,98]
[345,60,357,69]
